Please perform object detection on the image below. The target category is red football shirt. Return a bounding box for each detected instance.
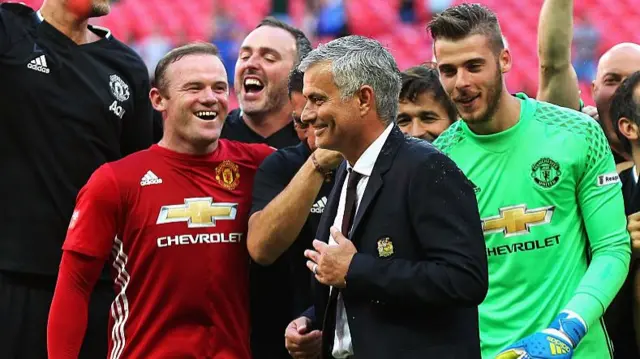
[62,141,273,359]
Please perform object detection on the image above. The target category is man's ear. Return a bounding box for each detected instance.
[498,48,512,73]
[356,85,374,118]
[150,87,167,112]
[619,117,639,142]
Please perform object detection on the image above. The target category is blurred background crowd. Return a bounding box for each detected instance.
[14,0,640,109]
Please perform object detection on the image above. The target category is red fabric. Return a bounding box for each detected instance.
[59,141,273,359]
[48,251,105,359]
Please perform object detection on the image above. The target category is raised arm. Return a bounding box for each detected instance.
[536,0,581,110]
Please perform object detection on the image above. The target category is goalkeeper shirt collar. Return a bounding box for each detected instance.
[460,93,536,153]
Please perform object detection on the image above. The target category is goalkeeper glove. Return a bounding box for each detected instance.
[495,310,587,359]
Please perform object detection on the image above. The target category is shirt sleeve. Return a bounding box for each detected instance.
[119,72,154,156]
[250,151,289,216]
[47,251,105,359]
[62,164,122,259]
[565,119,631,328]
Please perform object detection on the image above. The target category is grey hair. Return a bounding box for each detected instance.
[298,35,402,124]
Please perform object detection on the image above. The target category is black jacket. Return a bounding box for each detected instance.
[305,127,488,359]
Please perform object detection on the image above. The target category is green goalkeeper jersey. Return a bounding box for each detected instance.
[434,93,630,358]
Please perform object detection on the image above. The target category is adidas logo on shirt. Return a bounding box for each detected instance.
[310,196,327,214]
[27,55,50,74]
[140,170,163,186]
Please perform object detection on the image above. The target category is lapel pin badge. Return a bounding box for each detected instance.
[377,237,394,258]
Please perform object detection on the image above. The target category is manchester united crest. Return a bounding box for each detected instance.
[377,237,394,258]
[215,160,240,190]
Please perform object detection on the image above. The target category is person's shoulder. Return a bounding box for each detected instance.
[432,120,466,155]
[0,2,37,32]
[396,135,472,188]
[219,139,274,166]
[222,138,271,152]
[225,109,243,126]
[396,133,453,170]
[91,27,148,74]
[261,142,307,169]
[107,147,157,178]
[274,142,308,161]
[532,99,609,159]
[531,98,602,137]
[1,2,36,19]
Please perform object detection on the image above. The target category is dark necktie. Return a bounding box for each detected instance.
[323,168,363,354]
[341,169,362,237]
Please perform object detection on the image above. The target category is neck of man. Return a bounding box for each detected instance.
[39,0,96,45]
[158,133,219,156]
[342,118,387,167]
[242,103,293,139]
[467,89,521,135]
[631,145,640,177]
[610,136,633,162]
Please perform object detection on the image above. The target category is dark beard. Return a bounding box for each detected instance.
[479,69,503,123]
[456,65,503,124]
[89,3,110,18]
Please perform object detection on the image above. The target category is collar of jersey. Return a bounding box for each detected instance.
[36,9,112,40]
[459,93,535,153]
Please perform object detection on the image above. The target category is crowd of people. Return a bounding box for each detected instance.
[2,0,640,358]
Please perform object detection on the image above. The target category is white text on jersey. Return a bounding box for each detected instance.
[157,233,244,248]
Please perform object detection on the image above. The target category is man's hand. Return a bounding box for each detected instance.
[312,148,343,171]
[305,227,357,288]
[496,311,586,359]
[628,212,640,257]
[284,316,322,359]
[581,105,599,123]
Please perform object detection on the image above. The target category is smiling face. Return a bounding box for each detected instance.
[397,92,453,142]
[300,63,361,152]
[150,54,229,153]
[234,26,297,117]
[435,34,509,126]
[592,44,640,150]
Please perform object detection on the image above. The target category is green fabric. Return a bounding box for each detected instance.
[434,93,630,359]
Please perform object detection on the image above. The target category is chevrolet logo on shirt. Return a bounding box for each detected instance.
[156,197,237,228]
[482,204,554,237]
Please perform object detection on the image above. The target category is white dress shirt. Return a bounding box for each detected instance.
[329,123,394,358]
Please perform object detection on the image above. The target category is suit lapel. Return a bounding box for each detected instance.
[350,126,404,240]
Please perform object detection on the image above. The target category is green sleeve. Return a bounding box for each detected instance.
[564,120,631,328]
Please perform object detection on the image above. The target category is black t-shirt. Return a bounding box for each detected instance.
[249,141,336,359]
[0,3,154,275]
[603,167,639,359]
[221,108,300,149]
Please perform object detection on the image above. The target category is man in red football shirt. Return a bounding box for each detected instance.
[47,42,273,359]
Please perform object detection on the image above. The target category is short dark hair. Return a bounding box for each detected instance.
[399,65,458,123]
[257,17,312,65]
[288,68,304,98]
[427,3,504,55]
[154,42,220,96]
[610,71,640,153]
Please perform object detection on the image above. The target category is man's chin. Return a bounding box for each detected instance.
[89,4,111,18]
[239,102,267,116]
